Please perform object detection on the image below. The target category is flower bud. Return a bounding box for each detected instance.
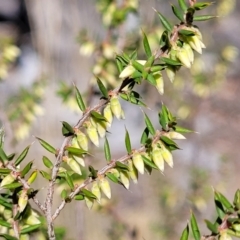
[219,232,232,240]
[73,155,85,167]
[152,148,164,172]
[86,123,99,147]
[66,157,82,175]
[71,137,80,149]
[168,131,186,140]
[132,153,144,174]
[85,196,94,209]
[154,73,164,95]
[128,160,138,183]
[99,178,111,199]
[18,190,28,213]
[1,173,15,187]
[109,168,120,178]
[187,36,203,54]
[119,65,136,78]
[183,43,194,63]
[110,96,122,119]
[104,104,113,127]
[91,182,101,202]
[120,171,130,189]
[161,147,173,168]
[96,121,107,138]
[76,131,88,151]
[166,66,176,83]
[3,209,12,220]
[25,214,41,225]
[177,48,191,68]
[20,234,30,240]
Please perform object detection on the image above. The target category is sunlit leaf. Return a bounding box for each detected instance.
[125,128,132,154]
[97,77,108,99]
[36,137,56,154]
[104,138,111,162]
[74,84,86,111]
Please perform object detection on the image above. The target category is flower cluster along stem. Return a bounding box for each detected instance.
[51,131,165,220]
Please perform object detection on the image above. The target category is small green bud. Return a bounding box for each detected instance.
[154,73,164,95]
[18,190,28,213]
[161,147,173,168]
[86,123,99,147]
[3,209,12,220]
[151,148,164,172]
[166,66,176,83]
[128,160,138,183]
[168,132,186,140]
[25,214,41,225]
[85,196,94,209]
[66,157,82,175]
[177,48,191,68]
[76,130,88,151]
[73,155,85,167]
[120,171,130,189]
[1,173,15,187]
[119,65,136,78]
[27,170,38,185]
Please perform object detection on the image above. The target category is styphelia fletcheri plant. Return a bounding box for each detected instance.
[0,1,239,240]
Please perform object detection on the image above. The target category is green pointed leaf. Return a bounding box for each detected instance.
[74,84,86,111]
[88,165,98,179]
[40,170,52,181]
[120,92,146,107]
[62,121,74,136]
[214,195,225,219]
[65,172,74,190]
[0,147,8,162]
[160,136,179,149]
[116,58,124,73]
[151,64,166,73]
[7,153,15,161]
[0,234,17,240]
[161,57,182,66]
[0,219,11,228]
[180,224,189,240]
[215,191,233,211]
[142,155,158,169]
[194,15,217,21]
[171,5,184,22]
[159,30,170,49]
[142,31,152,58]
[144,113,155,135]
[0,198,12,209]
[131,60,144,73]
[42,156,53,169]
[155,10,173,32]
[125,128,132,154]
[178,29,195,36]
[66,147,88,155]
[159,104,169,130]
[140,127,149,145]
[91,111,108,122]
[61,189,68,199]
[145,74,156,86]
[13,211,21,221]
[115,161,129,171]
[104,138,111,163]
[20,224,41,234]
[74,194,85,201]
[20,161,33,177]
[2,182,22,190]
[14,144,31,166]
[36,137,56,154]
[0,168,11,175]
[204,220,218,234]
[190,211,201,240]
[129,50,137,60]
[174,126,194,133]
[81,189,97,199]
[106,172,119,183]
[178,0,187,11]
[97,77,108,99]
[234,189,240,209]
[193,2,213,11]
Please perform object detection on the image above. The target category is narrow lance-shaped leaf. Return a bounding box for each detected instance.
[0,147,8,162]
[27,170,38,184]
[178,0,187,11]
[20,161,33,177]
[154,9,173,32]
[125,128,132,154]
[190,211,201,240]
[194,15,217,21]
[192,2,212,11]
[115,161,129,171]
[36,137,56,154]
[0,219,11,228]
[65,172,74,190]
[74,84,86,111]
[97,77,108,99]
[180,224,189,240]
[2,182,22,190]
[42,156,53,168]
[178,29,195,36]
[215,191,233,210]
[144,113,155,135]
[66,147,88,155]
[40,170,52,181]
[81,189,97,199]
[62,121,74,136]
[0,234,18,240]
[91,111,107,122]
[161,57,182,66]
[142,155,158,169]
[104,138,111,163]
[171,4,184,22]
[140,127,149,145]
[204,220,218,234]
[14,144,31,166]
[20,224,41,234]
[142,31,152,58]
[106,172,119,183]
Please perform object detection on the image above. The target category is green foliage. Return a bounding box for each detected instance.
[0,0,237,240]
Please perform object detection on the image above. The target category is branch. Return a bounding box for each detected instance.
[52,131,164,220]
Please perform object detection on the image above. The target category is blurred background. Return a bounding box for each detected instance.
[0,0,240,239]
